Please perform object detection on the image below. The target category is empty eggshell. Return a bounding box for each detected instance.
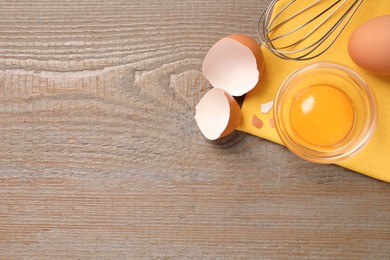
[227,34,265,73]
[348,15,390,75]
[202,34,264,96]
[195,88,241,140]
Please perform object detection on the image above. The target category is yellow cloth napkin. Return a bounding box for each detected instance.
[238,1,390,182]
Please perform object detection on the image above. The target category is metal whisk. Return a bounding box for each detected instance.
[258,0,364,61]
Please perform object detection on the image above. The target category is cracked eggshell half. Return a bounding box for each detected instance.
[202,34,264,96]
[195,88,241,140]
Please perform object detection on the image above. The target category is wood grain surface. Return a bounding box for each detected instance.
[0,0,389,258]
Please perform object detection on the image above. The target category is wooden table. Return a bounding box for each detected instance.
[0,0,389,258]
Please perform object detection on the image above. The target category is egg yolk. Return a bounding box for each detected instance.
[290,85,355,147]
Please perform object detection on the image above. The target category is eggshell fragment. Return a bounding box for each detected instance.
[269,118,275,128]
[251,115,264,129]
[261,100,274,114]
[195,88,241,140]
[348,15,390,75]
[202,35,263,96]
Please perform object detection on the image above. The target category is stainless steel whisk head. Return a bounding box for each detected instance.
[258,0,364,61]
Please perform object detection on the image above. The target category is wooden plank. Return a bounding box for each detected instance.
[0,0,389,258]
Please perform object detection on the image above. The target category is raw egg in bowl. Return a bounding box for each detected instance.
[274,62,377,164]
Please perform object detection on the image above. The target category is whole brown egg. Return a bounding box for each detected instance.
[348,15,390,75]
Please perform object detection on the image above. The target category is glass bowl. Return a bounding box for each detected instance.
[273,62,377,164]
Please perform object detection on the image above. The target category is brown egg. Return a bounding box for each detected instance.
[348,15,390,75]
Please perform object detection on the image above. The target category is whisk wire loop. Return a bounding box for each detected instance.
[258,0,364,60]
